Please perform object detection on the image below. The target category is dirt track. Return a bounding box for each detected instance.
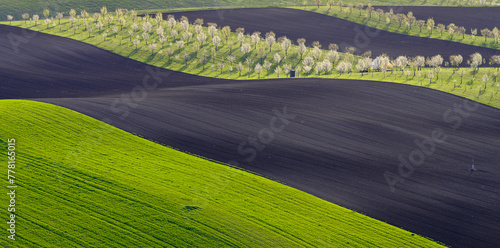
[2,24,500,248]
[162,8,500,63]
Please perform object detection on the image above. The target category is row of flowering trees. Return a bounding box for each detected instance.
[6,7,500,81]
[303,2,500,46]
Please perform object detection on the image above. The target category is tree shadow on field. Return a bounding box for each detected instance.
[144,53,156,64]
[127,49,139,58]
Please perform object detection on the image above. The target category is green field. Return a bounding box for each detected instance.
[1,0,496,21]
[4,12,499,110]
[0,100,446,247]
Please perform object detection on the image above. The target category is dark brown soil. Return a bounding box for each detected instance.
[2,22,500,248]
[373,6,500,31]
[161,8,500,64]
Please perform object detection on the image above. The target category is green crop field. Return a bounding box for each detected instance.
[0,100,446,247]
[4,12,499,110]
[1,0,495,21]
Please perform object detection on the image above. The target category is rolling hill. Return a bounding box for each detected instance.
[0,100,444,247]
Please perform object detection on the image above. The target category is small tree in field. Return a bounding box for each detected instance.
[43,9,50,19]
[255,63,263,78]
[182,53,190,65]
[257,46,265,63]
[266,32,276,52]
[450,54,463,69]
[226,55,235,66]
[470,52,483,72]
[236,62,244,76]
[142,32,150,44]
[273,53,282,65]
[197,32,207,47]
[212,35,221,50]
[22,13,29,24]
[56,12,64,24]
[458,69,465,84]
[482,73,489,89]
[165,48,174,61]
[7,15,13,25]
[241,43,251,58]
[280,37,291,56]
[87,26,94,38]
[297,43,307,60]
[295,66,302,77]
[148,43,157,55]
[481,28,491,43]
[275,66,282,78]
[45,18,52,29]
[436,24,445,36]
[426,18,435,34]
[221,26,231,44]
[217,62,224,74]
[315,0,322,8]
[263,60,272,76]
[427,71,434,84]
[251,32,261,49]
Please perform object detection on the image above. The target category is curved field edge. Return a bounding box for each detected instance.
[0,100,445,247]
[4,22,500,110]
[287,5,500,51]
[0,0,492,21]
